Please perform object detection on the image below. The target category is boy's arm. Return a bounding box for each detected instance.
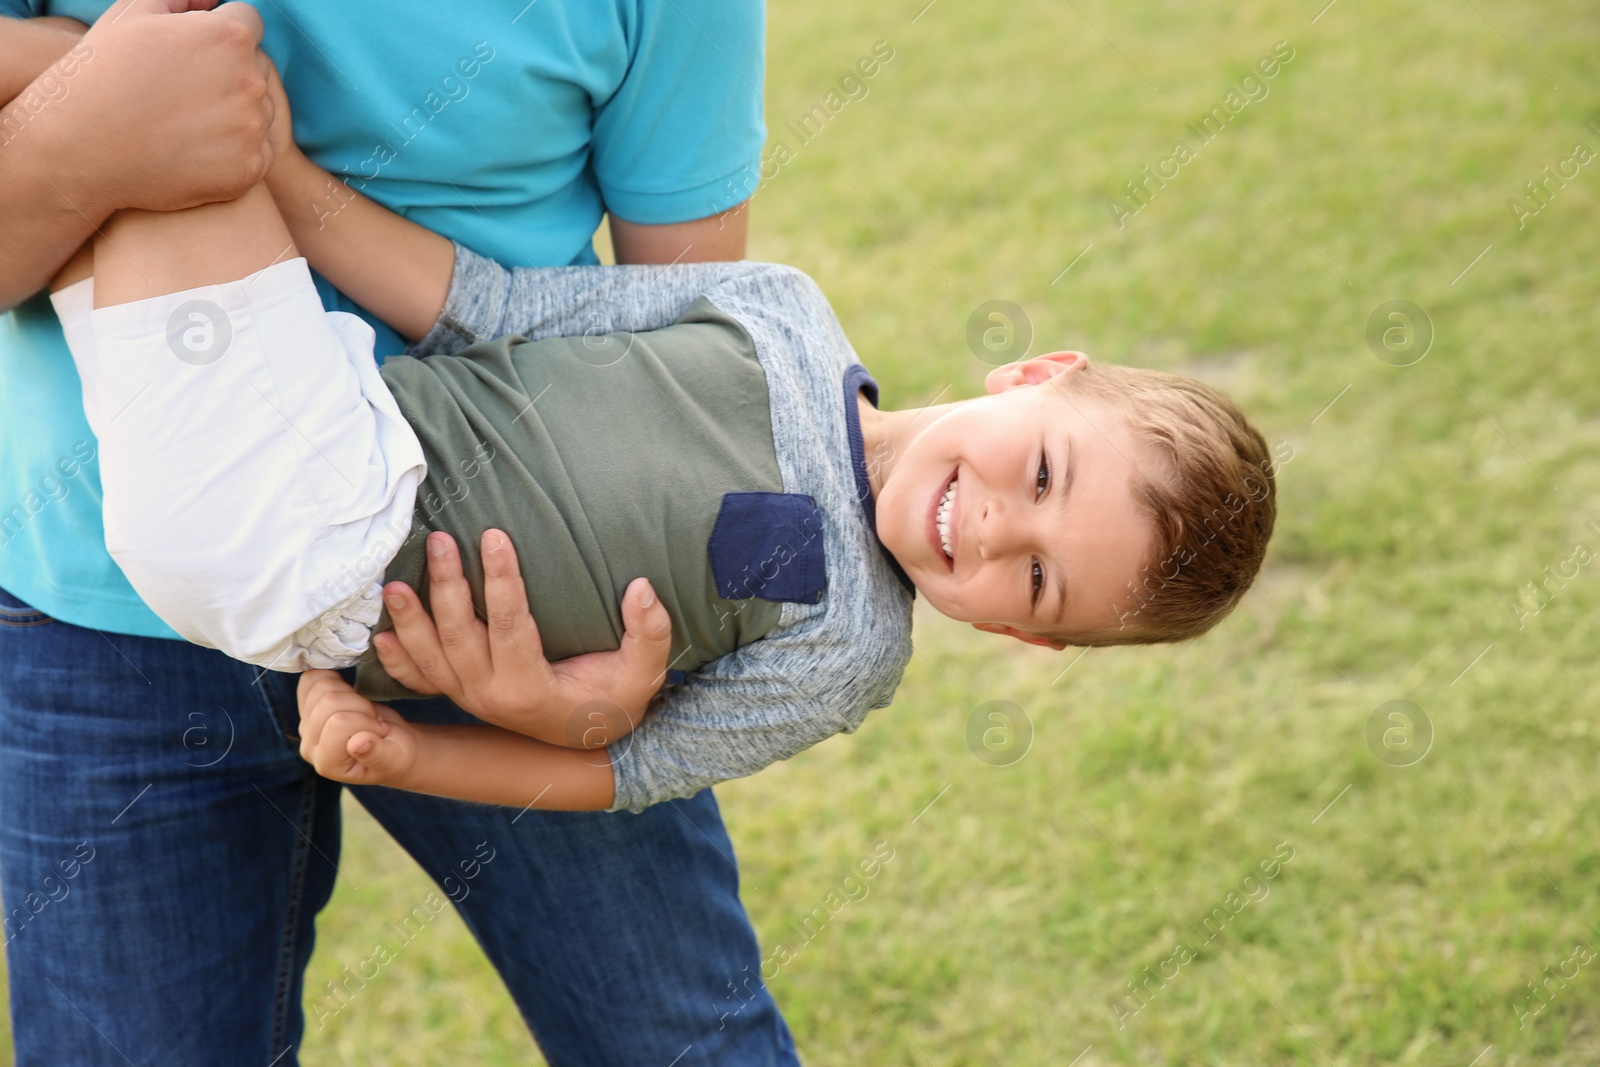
[260,62,452,343]
[298,671,614,810]
[403,240,794,358]
[421,524,907,813]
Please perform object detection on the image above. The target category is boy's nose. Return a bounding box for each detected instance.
[977,498,1009,560]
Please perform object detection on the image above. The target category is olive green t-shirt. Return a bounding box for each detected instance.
[357,296,800,701]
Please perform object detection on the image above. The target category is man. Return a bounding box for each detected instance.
[0,1,794,1063]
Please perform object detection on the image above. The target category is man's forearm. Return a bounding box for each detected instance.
[0,16,86,102]
[0,124,105,312]
[609,206,749,265]
[0,19,102,311]
[397,722,616,811]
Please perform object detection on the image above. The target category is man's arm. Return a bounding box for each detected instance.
[0,0,277,313]
[608,206,748,265]
[0,15,87,102]
[591,0,764,265]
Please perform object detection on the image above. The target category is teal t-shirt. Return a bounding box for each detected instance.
[0,0,765,635]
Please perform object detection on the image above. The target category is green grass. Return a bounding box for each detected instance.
[8,0,1600,1063]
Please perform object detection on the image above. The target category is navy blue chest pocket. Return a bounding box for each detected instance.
[707,492,827,604]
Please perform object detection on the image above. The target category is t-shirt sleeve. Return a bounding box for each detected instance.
[606,606,905,813]
[405,241,793,356]
[589,0,765,224]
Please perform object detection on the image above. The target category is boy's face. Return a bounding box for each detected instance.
[873,352,1155,649]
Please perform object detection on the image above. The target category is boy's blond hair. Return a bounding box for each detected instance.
[1048,362,1278,646]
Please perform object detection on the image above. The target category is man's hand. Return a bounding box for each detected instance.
[297,670,419,786]
[372,529,673,749]
[45,0,278,216]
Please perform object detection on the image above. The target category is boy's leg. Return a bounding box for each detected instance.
[54,183,424,670]
[89,181,299,308]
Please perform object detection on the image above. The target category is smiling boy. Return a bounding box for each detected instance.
[52,60,1276,814]
[859,353,1158,649]
[863,350,1280,649]
[290,317,1276,811]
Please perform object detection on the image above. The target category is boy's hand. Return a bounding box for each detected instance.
[373,530,673,749]
[297,670,419,786]
[259,51,307,185]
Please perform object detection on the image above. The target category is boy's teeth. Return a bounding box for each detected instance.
[935,477,957,557]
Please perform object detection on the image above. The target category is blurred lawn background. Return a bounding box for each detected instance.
[9,0,1599,1064]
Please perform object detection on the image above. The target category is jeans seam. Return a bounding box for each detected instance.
[270,770,320,1057]
[0,615,53,628]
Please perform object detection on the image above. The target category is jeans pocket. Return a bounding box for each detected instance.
[0,586,57,628]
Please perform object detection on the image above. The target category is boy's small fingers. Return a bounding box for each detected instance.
[298,670,357,733]
[347,727,407,781]
[298,667,345,704]
[308,709,371,775]
[302,690,376,741]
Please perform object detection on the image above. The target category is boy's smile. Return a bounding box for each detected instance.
[858,351,1156,648]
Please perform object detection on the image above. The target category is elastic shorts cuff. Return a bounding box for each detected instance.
[89,257,319,344]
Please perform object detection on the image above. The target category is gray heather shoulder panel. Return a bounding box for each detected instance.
[415,243,915,811]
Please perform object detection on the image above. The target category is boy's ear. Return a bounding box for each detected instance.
[983,350,1090,395]
[971,621,1070,651]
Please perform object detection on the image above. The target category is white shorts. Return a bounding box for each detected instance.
[51,258,426,671]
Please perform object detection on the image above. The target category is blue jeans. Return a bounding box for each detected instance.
[0,586,798,1066]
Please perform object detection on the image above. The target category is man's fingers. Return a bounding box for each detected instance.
[372,630,442,695]
[383,582,459,695]
[205,0,264,43]
[98,0,210,22]
[425,533,491,671]
[481,529,545,671]
[617,577,674,693]
[111,0,252,29]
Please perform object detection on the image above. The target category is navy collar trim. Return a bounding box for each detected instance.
[842,363,915,598]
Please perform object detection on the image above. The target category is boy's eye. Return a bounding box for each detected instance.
[1036,454,1050,500]
[1031,557,1043,606]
